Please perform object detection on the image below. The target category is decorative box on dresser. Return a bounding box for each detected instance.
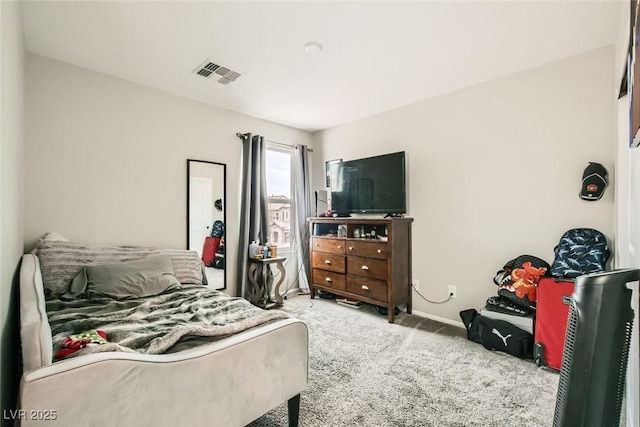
[309,217,413,323]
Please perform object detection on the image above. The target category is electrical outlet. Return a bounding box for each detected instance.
[448,285,457,299]
[413,279,420,291]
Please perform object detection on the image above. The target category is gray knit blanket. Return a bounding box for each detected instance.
[47,286,289,360]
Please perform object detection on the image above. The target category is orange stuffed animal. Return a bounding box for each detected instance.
[510,261,547,302]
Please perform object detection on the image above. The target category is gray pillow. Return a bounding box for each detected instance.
[36,239,205,296]
[62,255,181,300]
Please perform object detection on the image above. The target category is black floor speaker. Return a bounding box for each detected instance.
[553,268,637,427]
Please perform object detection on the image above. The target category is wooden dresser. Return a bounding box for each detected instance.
[308,217,413,323]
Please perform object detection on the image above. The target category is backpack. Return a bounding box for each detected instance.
[493,255,550,310]
[210,220,225,238]
[550,228,610,278]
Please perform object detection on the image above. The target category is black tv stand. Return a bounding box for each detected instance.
[384,213,404,218]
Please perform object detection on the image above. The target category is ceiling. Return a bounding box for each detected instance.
[21,1,622,133]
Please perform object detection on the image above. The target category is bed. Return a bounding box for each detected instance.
[17,235,308,427]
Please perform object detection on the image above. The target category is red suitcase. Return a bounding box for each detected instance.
[202,237,221,267]
[533,277,575,370]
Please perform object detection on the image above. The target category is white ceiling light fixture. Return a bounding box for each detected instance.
[304,41,323,54]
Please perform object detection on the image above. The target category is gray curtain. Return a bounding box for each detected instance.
[236,133,269,299]
[292,145,311,292]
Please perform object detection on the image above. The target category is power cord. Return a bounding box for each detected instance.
[412,283,453,304]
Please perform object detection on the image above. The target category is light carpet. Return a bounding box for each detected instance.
[248,296,559,427]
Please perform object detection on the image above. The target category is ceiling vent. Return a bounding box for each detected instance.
[193,59,241,85]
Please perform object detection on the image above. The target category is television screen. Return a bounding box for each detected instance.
[330,151,406,215]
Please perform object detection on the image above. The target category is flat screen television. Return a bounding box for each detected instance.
[330,151,406,216]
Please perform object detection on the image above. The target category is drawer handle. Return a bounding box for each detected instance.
[325,260,332,264]
[337,245,342,249]
[315,243,320,246]
[377,249,382,253]
[348,246,353,251]
[325,277,332,282]
[361,285,370,291]
[361,265,370,271]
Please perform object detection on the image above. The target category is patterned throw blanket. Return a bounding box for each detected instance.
[46,286,289,360]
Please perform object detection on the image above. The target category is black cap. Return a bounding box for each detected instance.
[580,162,608,201]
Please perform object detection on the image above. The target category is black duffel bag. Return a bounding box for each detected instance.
[460,309,533,359]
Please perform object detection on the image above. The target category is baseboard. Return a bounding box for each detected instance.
[409,309,465,329]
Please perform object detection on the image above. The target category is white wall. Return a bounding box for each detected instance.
[314,47,615,324]
[25,54,313,297]
[0,0,25,421]
[615,0,631,271]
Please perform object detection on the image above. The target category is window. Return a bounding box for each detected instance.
[266,145,292,248]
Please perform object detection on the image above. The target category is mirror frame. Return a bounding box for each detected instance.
[187,159,227,290]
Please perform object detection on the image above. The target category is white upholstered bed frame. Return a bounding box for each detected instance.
[18,254,308,427]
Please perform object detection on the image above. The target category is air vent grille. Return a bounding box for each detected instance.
[193,60,241,85]
[214,66,230,76]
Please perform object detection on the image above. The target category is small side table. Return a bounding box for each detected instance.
[248,256,286,309]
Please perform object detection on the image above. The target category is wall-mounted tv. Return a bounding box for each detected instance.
[330,151,406,216]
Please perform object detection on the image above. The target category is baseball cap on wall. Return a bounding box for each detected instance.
[580,162,608,201]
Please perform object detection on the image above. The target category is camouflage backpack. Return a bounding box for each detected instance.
[210,220,225,238]
[550,228,610,278]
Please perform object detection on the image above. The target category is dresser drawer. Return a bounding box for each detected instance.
[311,237,346,254]
[346,256,387,281]
[312,269,346,291]
[346,241,387,259]
[312,252,346,273]
[346,275,387,302]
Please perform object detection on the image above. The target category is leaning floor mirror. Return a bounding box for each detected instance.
[187,159,226,290]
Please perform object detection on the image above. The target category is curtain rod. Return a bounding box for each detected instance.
[235,132,313,152]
